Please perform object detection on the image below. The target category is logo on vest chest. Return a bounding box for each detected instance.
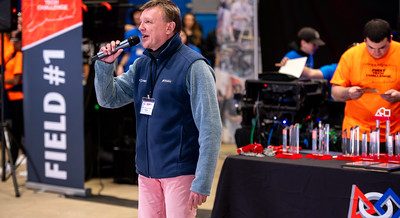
[161,79,172,83]
[139,79,147,83]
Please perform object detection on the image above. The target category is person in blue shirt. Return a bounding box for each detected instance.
[302,63,337,81]
[277,59,337,82]
[278,27,337,82]
[283,27,325,68]
[303,63,338,98]
[180,30,201,53]
[117,8,144,75]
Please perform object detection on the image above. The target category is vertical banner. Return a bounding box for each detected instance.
[215,0,260,144]
[22,0,88,196]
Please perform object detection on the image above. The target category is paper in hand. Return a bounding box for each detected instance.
[360,88,378,93]
[278,57,307,78]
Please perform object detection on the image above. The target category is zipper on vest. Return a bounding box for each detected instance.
[145,59,158,177]
[145,116,150,177]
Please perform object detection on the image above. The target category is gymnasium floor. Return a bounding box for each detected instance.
[0,143,237,218]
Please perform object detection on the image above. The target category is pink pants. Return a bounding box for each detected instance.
[138,174,197,218]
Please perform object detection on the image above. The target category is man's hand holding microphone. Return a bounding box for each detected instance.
[91,36,140,63]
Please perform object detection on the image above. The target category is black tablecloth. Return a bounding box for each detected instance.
[211,155,400,218]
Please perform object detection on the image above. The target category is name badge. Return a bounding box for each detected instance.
[140,97,155,115]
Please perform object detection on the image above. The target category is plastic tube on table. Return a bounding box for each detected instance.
[361,131,367,157]
[376,120,380,156]
[355,126,360,156]
[386,120,390,153]
[324,124,330,154]
[312,128,317,153]
[376,128,380,157]
[295,124,300,154]
[282,127,287,153]
[350,127,355,156]
[369,131,376,156]
[395,132,400,156]
[318,126,324,154]
[342,129,348,155]
[288,125,293,153]
[387,135,393,157]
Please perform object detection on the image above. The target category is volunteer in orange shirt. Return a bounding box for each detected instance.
[4,30,24,165]
[0,33,15,66]
[331,19,400,147]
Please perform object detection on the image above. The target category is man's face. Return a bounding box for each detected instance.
[183,14,195,28]
[301,40,319,55]
[139,6,173,51]
[365,37,390,59]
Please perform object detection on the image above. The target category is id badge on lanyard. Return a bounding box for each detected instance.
[140,96,155,115]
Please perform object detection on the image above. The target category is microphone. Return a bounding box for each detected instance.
[91,36,140,61]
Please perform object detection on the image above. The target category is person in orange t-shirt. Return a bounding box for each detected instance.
[331,19,400,149]
[0,33,15,66]
[4,30,24,165]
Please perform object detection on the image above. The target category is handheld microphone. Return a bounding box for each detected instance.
[91,36,140,61]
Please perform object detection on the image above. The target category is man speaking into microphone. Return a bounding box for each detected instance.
[93,1,222,217]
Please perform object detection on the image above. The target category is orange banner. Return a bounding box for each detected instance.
[22,0,82,48]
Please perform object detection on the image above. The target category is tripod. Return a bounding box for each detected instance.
[2,121,20,197]
[1,32,21,197]
[1,32,7,182]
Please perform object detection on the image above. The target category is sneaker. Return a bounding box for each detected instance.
[19,170,27,177]
[0,163,11,177]
[16,154,26,166]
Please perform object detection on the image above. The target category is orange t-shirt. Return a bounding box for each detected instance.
[5,51,23,101]
[331,41,400,141]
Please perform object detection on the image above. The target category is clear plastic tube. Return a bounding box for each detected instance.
[342,129,348,155]
[324,124,330,154]
[369,131,376,156]
[295,124,300,154]
[387,135,393,157]
[361,132,367,157]
[312,128,317,153]
[386,120,390,154]
[395,132,400,156]
[282,127,287,153]
[350,127,354,156]
[318,126,324,154]
[376,128,380,157]
[355,126,359,156]
[288,125,293,153]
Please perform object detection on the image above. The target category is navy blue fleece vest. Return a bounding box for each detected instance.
[132,34,206,178]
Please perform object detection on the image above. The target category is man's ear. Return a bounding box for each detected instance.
[166,22,176,34]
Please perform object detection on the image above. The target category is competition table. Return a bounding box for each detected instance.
[211,155,400,218]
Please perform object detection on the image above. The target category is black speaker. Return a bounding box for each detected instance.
[0,0,12,32]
